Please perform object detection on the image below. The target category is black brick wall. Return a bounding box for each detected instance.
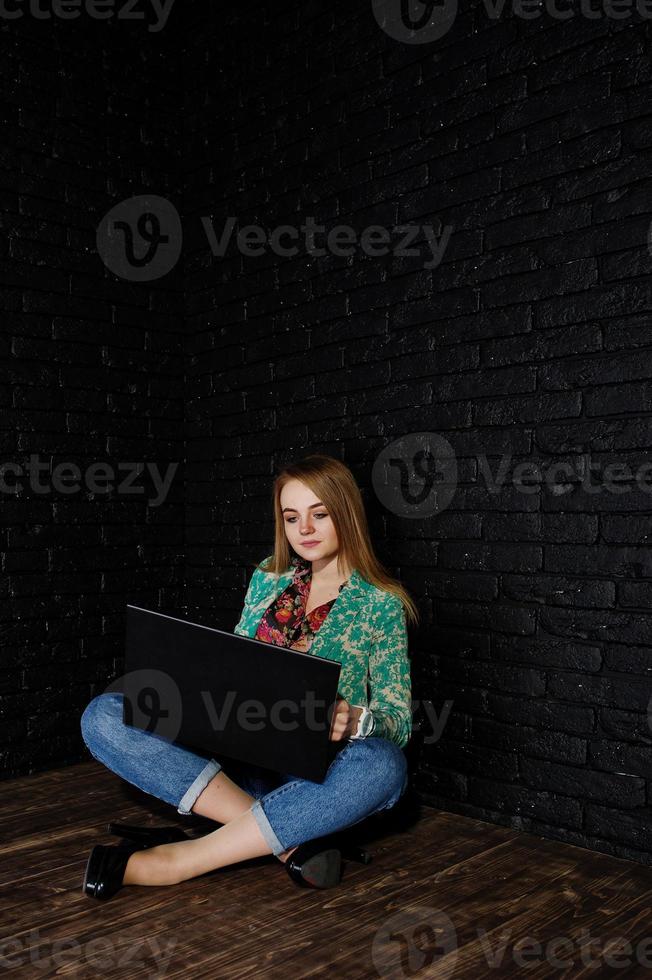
[182,2,652,867]
[3,1,652,868]
[1,18,184,776]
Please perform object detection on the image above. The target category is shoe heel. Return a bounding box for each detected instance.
[340,841,372,864]
[107,822,144,839]
[82,845,109,899]
[107,822,189,845]
[298,848,342,888]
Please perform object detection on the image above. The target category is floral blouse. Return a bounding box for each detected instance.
[254,554,348,653]
[235,554,413,747]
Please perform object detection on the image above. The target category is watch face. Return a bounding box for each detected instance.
[361,712,373,736]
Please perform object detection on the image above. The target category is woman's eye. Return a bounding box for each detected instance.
[285,513,328,523]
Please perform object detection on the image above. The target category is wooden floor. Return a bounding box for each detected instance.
[3,762,652,979]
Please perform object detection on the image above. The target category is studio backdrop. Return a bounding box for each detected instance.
[2,0,652,869]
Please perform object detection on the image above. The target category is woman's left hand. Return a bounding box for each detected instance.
[329,696,362,741]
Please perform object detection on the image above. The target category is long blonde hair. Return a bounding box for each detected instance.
[257,453,420,628]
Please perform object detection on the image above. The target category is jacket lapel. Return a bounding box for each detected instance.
[240,564,371,663]
[240,568,295,634]
[306,571,368,661]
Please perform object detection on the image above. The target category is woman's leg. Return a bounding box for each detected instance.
[80,693,279,823]
[121,735,408,886]
[251,736,409,855]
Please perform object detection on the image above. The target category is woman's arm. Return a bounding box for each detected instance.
[367,593,413,749]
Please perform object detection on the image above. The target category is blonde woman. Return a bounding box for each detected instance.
[80,454,418,900]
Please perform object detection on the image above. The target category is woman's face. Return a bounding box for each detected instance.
[280,479,339,562]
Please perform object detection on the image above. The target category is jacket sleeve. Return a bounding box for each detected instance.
[233,562,264,635]
[366,592,413,749]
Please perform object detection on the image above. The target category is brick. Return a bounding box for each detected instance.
[521,757,645,806]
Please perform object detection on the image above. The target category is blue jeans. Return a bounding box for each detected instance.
[80,693,409,857]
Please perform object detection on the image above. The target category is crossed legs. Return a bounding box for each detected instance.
[80,693,407,888]
[80,694,301,885]
[189,771,299,864]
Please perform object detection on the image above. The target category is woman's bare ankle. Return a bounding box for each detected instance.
[123,845,182,886]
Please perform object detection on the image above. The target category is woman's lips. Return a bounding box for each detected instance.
[301,541,321,547]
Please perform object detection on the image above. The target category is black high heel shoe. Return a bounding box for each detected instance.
[284,831,373,888]
[285,838,343,889]
[107,821,195,846]
[82,839,149,901]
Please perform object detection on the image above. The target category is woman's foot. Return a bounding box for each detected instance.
[118,809,277,886]
[83,840,151,901]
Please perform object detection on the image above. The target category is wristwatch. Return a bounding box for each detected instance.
[351,704,376,739]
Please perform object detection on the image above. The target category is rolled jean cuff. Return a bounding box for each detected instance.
[177,758,222,815]
[250,799,286,856]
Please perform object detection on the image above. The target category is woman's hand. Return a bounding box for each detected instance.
[329,696,363,741]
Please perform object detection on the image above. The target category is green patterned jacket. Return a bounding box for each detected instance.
[233,554,413,749]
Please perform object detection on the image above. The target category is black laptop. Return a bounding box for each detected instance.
[121,604,343,782]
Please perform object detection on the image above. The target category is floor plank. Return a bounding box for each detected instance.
[2,760,652,978]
